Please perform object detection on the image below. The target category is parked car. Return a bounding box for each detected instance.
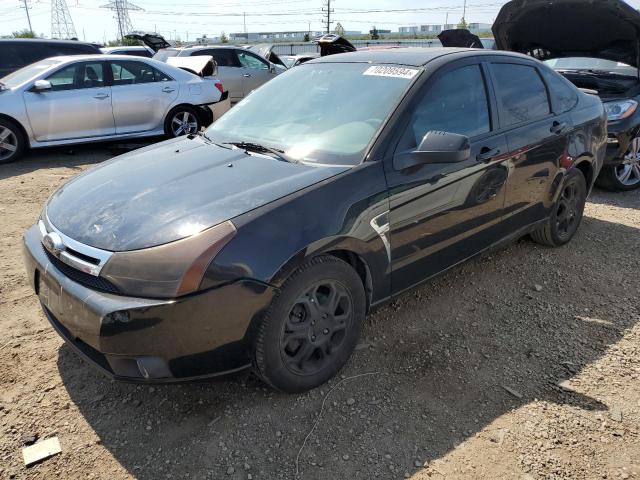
[0,54,225,163]
[0,38,101,78]
[493,0,640,191]
[280,53,320,68]
[100,46,154,57]
[23,47,605,393]
[126,33,283,104]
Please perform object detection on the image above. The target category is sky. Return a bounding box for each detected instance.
[2,0,640,44]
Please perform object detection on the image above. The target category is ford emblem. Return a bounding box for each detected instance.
[43,232,65,256]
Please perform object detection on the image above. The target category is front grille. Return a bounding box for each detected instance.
[42,245,121,294]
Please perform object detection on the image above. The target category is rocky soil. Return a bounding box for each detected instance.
[0,144,638,480]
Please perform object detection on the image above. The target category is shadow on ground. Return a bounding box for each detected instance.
[57,213,639,479]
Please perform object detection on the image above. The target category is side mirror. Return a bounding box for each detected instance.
[394,131,470,170]
[32,79,52,92]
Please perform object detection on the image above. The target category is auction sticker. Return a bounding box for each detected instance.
[363,65,419,79]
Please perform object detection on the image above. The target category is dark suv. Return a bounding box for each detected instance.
[0,39,101,78]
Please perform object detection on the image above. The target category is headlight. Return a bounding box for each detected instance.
[604,99,638,121]
[100,220,236,298]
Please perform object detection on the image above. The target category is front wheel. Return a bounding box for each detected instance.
[252,256,366,393]
[596,137,640,191]
[0,118,25,164]
[530,169,587,247]
[164,106,201,138]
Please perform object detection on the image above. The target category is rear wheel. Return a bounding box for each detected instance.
[252,255,365,393]
[0,118,25,164]
[596,137,640,191]
[530,169,586,247]
[164,106,201,138]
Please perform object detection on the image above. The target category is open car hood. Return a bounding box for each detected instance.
[125,31,172,52]
[317,34,356,56]
[248,44,287,68]
[167,55,217,77]
[493,0,640,68]
[438,29,484,48]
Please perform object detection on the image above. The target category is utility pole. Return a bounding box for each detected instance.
[243,12,246,35]
[101,0,142,41]
[322,0,333,34]
[21,0,33,34]
[463,0,467,22]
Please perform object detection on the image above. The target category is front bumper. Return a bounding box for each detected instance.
[22,224,275,382]
[604,119,639,165]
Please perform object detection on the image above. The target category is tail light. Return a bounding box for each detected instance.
[214,82,224,94]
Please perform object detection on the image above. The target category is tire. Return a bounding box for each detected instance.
[164,106,201,138]
[252,255,366,393]
[595,164,640,192]
[530,169,587,247]
[0,118,25,164]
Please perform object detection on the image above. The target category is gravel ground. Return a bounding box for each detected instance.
[0,144,639,480]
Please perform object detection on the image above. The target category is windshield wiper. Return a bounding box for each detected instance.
[224,141,296,163]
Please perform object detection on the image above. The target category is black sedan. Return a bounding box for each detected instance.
[23,48,606,393]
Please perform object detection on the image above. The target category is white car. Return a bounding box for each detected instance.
[0,54,227,163]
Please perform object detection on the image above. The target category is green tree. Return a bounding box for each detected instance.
[457,17,468,29]
[221,32,228,43]
[12,29,35,38]
[370,26,379,40]
[334,22,345,36]
[303,32,310,42]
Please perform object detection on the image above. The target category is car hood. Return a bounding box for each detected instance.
[248,44,288,68]
[125,32,172,52]
[438,29,484,48]
[493,0,640,68]
[45,136,349,252]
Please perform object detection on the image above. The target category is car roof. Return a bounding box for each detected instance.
[310,47,533,66]
[0,38,99,48]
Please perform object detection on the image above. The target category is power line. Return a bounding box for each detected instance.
[51,0,77,39]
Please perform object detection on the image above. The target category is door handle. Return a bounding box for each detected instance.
[93,93,109,100]
[550,121,568,135]
[476,147,501,163]
[162,87,175,93]
[243,73,252,78]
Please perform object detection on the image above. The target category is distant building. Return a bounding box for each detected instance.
[397,22,492,36]
[228,30,360,42]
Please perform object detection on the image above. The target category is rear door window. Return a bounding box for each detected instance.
[539,68,578,113]
[110,60,171,85]
[491,63,551,127]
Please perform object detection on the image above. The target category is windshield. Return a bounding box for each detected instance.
[1,58,61,87]
[153,49,180,62]
[545,57,638,76]
[206,63,420,165]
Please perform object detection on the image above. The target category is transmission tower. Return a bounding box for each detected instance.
[51,0,77,39]
[101,0,142,40]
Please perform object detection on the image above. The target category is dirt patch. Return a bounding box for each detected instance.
[1,146,639,480]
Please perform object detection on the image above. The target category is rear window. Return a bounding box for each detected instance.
[491,63,551,127]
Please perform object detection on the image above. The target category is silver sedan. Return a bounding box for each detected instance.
[0,54,225,163]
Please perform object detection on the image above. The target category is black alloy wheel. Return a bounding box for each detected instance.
[252,255,365,393]
[530,168,586,247]
[281,280,353,376]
